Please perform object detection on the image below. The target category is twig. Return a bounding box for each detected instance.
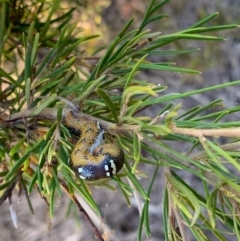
[59,179,104,241]
[3,107,240,198]
[36,184,50,207]
[0,171,22,205]
[164,167,188,241]
[1,107,140,134]
[4,108,240,138]
[172,125,240,137]
[173,207,188,241]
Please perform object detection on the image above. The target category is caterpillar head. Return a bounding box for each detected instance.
[72,150,124,181]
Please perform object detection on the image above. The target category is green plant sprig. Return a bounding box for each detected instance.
[1,0,240,240]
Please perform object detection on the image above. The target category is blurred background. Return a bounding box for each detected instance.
[1,0,240,240]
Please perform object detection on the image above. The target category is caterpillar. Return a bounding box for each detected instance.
[65,111,124,181]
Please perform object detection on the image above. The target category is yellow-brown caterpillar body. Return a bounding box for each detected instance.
[65,111,124,181]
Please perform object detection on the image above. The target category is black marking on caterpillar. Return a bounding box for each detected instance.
[65,111,124,181]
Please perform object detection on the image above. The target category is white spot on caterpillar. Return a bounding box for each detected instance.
[96,121,101,130]
[104,165,109,171]
[80,175,86,179]
[109,159,117,174]
[106,172,110,177]
[78,167,83,173]
[89,129,105,154]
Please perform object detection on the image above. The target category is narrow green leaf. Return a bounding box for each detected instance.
[114,176,132,206]
[31,32,40,66]
[163,187,170,241]
[46,57,75,78]
[9,137,25,157]
[25,78,31,107]
[27,22,35,43]
[21,179,34,215]
[116,18,134,39]
[181,99,223,120]
[51,7,75,24]
[134,63,201,74]
[35,48,58,77]
[0,68,24,89]
[24,22,35,79]
[207,140,240,172]
[95,37,121,77]
[233,206,240,240]
[124,160,148,200]
[137,0,169,34]
[5,139,45,181]
[37,169,43,192]
[52,167,61,197]
[144,14,169,26]
[0,178,16,190]
[125,101,143,117]
[182,24,239,35]
[132,132,141,173]
[35,78,62,93]
[33,94,57,115]
[171,192,193,219]
[141,80,240,106]
[42,0,61,36]
[207,185,220,228]
[150,0,170,16]
[137,205,146,241]
[146,33,224,52]
[139,48,200,56]
[0,2,6,59]
[95,88,119,123]
[143,166,159,237]
[176,106,201,120]
[28,172,38,194]
[79,75,106,101]
[125,55,148,90]
[193,105,240,121]
[189,12,219,29]
[50,184,55,218]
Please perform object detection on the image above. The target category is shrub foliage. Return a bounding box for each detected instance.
[0,0,240,240]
